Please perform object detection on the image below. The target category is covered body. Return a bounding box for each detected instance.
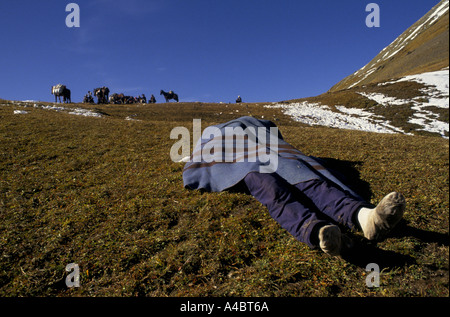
[182,116,361,200]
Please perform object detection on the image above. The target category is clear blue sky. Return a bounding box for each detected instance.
[0,0,441,103]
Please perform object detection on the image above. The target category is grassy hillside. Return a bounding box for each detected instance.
[0,99,448,297]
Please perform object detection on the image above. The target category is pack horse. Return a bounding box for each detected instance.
[51,84,71,103]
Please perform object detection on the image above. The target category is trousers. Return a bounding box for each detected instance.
[243,172,372,248]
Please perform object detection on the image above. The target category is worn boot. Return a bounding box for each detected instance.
[318,225,342,256]
[358,192,406,240]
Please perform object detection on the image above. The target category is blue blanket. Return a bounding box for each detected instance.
[183,116,360,199]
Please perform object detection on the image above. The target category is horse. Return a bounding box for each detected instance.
[52,84,70,103]
[94,87,110,104]
[160,90,179,102]
[109,93,118,104]
[115,93,125,104]
[63,88,71,103]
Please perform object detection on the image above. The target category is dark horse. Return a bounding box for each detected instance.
[63,88,71,103]
[160,90,179,102]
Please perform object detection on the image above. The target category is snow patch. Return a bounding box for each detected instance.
[125,115,142,121]
[265,102,401,134]
[41,105,67,112]
[68,108,103,118]
[357,92,408,106]
[266,68,448,138]
[388,68,449,107]
[7,101,104,118]
[361,68,449,138]
[13,110,28,115]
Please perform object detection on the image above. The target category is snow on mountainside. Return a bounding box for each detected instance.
[268,1,449,139]
[266,68,449,138]
[359,68,449,137]
[330,0,449,92]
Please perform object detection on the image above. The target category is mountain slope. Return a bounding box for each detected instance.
[271,67,449,138]
[271,1,449,139]
[330,0,449,92]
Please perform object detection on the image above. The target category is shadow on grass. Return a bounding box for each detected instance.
[341,220,448,270]
[391,220,449,247]
[340,235,416,270]
[313,157,372,202]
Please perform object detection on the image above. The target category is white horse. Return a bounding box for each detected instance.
[52,84,65,103]
[51,84,71,103]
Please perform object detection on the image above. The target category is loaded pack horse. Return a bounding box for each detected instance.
[51,84,71,103]
[160,90,179,102]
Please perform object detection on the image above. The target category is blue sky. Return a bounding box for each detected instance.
[0,0,441,103]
